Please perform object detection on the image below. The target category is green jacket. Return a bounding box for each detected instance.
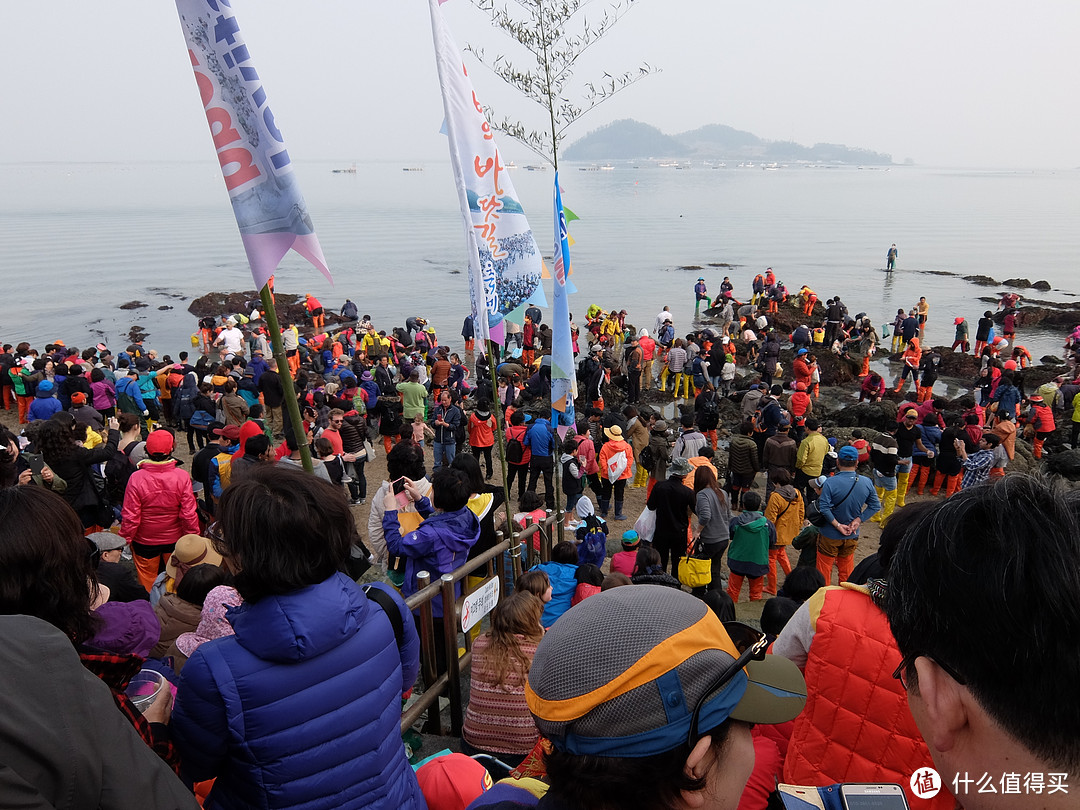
[8,366,30,397]
[727,511,775,578]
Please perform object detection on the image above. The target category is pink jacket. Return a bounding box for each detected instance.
[574,434,599,476]
[121,460,199,547]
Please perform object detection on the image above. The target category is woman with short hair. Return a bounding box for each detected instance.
[172,465,425,810]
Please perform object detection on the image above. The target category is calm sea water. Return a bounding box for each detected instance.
[2,161,1078,363]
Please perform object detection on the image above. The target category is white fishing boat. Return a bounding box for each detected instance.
[599,163,615,171]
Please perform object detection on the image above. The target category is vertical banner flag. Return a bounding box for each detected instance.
[174,0,331,290]
[428,0,545,345]
[550,172,577,428]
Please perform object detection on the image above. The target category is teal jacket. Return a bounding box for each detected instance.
[727,512,775,578]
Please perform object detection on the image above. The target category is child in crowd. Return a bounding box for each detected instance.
[461,592,544,768]
[530,541,579,628]
[760,596,800,637]
[573,497,608,568]
[601,572,632,590]
[630,545,681,589]
[571,564,604,606]
[726,491,777,603]
[515,570,552,606]
[560,436,584,529]
[412,413,433,448]
[609,530,640,576]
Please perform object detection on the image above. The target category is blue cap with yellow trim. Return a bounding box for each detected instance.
[524,585,806,757]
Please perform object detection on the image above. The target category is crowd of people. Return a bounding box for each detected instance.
[1,273,1079,810]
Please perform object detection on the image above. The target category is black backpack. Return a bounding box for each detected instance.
[701,392,720,419]
[639,444,656,473]
[506,435,525,465]
[104,442,137,506]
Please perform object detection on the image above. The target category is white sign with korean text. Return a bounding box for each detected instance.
[461,577,500,633]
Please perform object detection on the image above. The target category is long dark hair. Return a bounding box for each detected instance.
[692,465,728,508]
[0,486,99,643]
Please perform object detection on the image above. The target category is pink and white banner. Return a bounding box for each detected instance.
[174,0,331,290]
[428,0,545,345]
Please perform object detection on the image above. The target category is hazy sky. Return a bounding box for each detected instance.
[4,0,1077,168]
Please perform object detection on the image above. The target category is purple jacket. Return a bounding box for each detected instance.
[383,498,480,617]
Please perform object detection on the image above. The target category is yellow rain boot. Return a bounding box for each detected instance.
[869,487,886,522]
[895,472,911,508]
[879,487,898,524]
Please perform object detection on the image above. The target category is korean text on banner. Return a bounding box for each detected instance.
[174,0,331,290]
[550,172,577,427]
[428,0,545,344]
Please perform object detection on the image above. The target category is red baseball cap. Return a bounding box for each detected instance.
[213,424,242,441]
[145,430,175,456]
[415,754,492,810]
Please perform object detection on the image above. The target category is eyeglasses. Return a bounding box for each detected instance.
[892,652,967,691]
[686,622,771,748]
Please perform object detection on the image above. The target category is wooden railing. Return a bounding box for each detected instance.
[399,510,559,736]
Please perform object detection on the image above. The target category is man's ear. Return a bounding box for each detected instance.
[913,656,969,754]
[681,735,715,808]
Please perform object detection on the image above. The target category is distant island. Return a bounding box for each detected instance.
[563,119,893,165]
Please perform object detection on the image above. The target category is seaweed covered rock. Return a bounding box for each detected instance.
[822,400,899,432]
[188,290,348,332]
[933,348,982,378]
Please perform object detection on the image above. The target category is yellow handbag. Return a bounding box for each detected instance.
[678,534,712,589]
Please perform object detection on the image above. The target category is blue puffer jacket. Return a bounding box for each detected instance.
[28,388,63,421]
[532,561,579,628]
[172,575,424,810]
[383,499,480,617]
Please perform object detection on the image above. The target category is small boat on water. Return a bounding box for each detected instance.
[599,163,615,171]
[402,166,424,172]
[332,163,356,174]
[579,164,599,172]
[505,161,518,169]
[524,164,546,171]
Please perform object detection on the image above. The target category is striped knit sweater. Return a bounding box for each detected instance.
[462,634,540,756]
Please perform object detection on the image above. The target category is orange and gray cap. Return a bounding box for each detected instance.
[524,585,805,757]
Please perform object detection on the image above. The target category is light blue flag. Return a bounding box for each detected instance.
[551,171,576,429]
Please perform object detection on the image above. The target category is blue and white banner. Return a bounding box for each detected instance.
[174,0,331,290]
[428,0,545,344]
[550,172,577,426]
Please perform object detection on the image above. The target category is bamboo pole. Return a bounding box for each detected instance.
[259,284,313,473]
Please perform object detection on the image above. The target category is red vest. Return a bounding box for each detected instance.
[783,586,954,810]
